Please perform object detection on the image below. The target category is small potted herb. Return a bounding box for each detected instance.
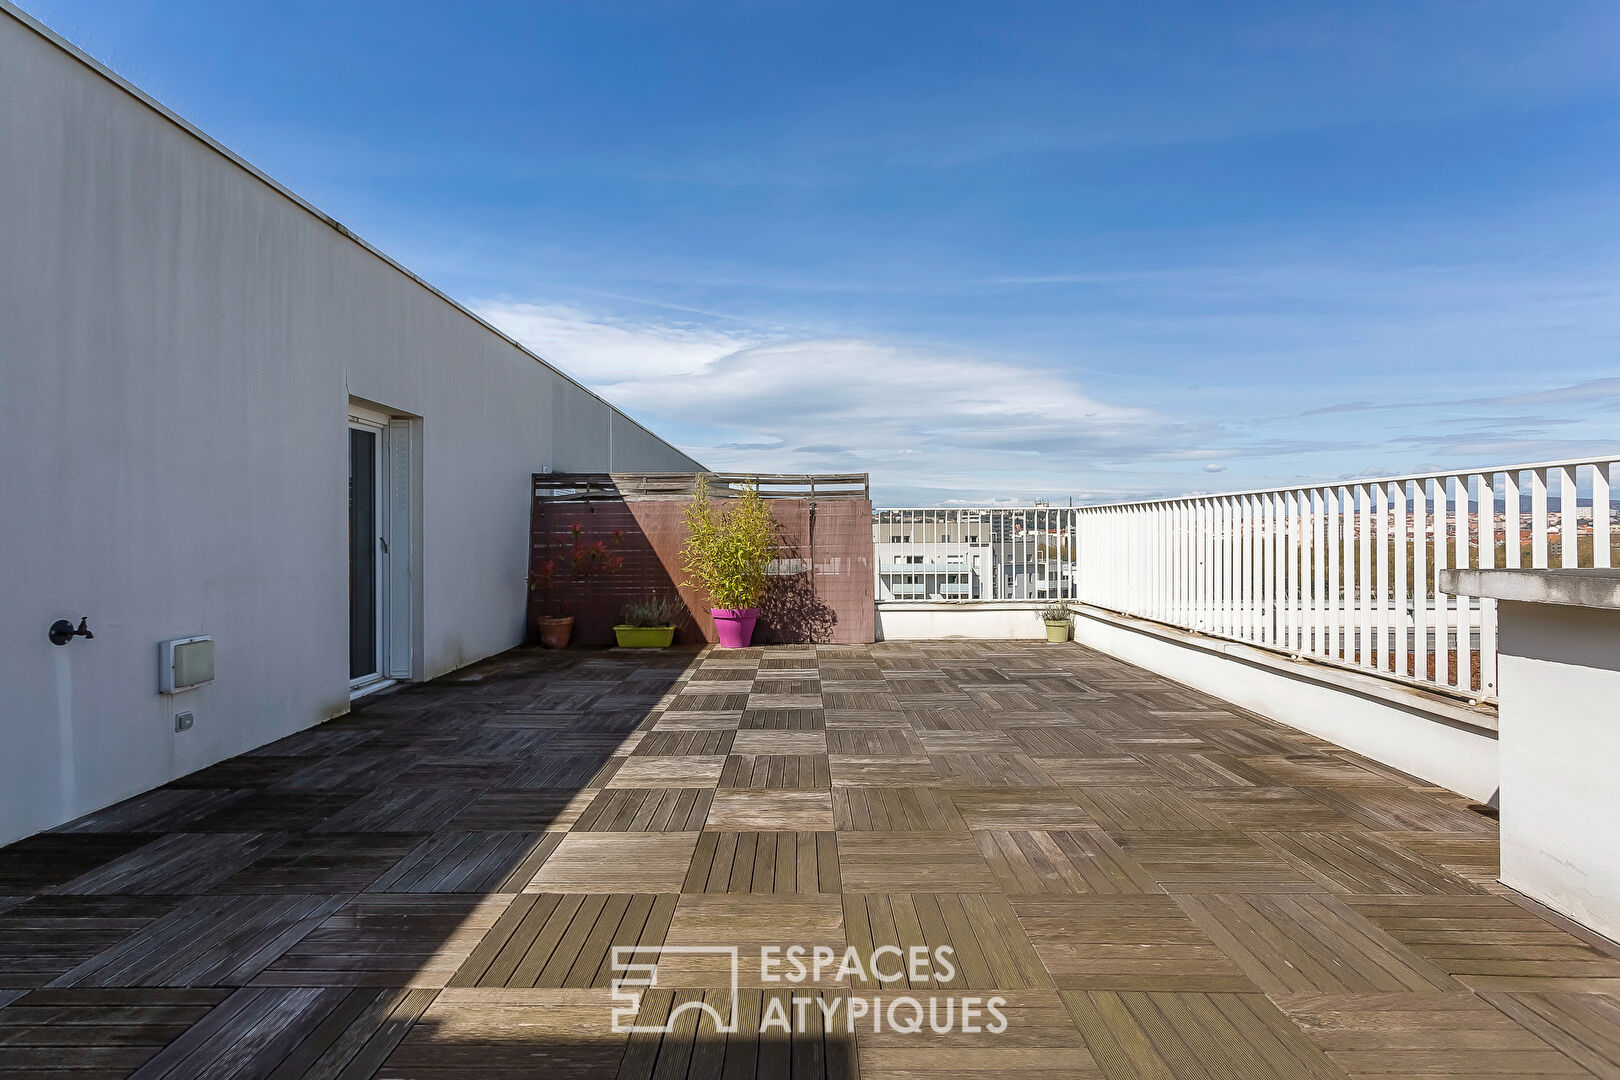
[614,595,686,649]
[1040,601,1071,643]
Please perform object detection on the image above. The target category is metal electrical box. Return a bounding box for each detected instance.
[159,636,214,693]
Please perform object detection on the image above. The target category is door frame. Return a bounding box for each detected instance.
[348,409,388,694]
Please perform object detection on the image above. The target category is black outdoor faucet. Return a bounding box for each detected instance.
[49,617,94,646]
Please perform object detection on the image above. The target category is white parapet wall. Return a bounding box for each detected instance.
[1442,569,1620,944]
[1069,605,1499,803]
[876,601,1060,641]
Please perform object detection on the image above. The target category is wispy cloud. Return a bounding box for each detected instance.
[476,297,1620,505]
[475,300,1230,502]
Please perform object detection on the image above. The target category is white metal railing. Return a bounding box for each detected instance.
[1071,456,1619,704]
[874,457,1619,703]
[873,508,1077,602]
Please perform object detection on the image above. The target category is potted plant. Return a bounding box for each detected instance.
[1040,601,1071,643]
[680,476,779,648]
[527,521,623,648]
[614,595,686,649]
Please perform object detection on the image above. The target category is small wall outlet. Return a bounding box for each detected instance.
[174,712,194,733]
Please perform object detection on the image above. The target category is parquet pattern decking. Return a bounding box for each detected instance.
[2,640,1618,1078]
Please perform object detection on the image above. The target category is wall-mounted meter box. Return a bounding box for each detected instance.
[160,636,214,693]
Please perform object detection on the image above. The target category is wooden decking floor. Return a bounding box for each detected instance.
[3,641,1619,1078]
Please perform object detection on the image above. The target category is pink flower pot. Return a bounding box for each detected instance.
[710,607,759,649]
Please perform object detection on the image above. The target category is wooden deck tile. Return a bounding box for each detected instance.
[500,754,623,790]
[1069,787,1233,835]
[618,987,859,1080]
[1174,893,1458,995]
[46,788,253,834]
[310,788,483,834]
[0,988,230,1077]
[126,986,434,1079]
[706,790,836,831]
[1116,833,1322,893]
[1255,830,1483,895]
[1014,895,1255,992]
[1482,991,1620,1078]
[949,789,1092,831]
[721,754,832,791]
[837,834,999,893]
[0,835,153,892]
[928,753,1055,788]
[741,707,827,730]
[571,788,714,832]
[1278,992,1592,1078]
[855,989,1098,1080]
[828,757,940,787]
[51,894,347,988]
[1177,786,1355,830]
[257,896,511,988]
[53,832,287,895]
[975,830,1158,895]
[1347,895,1620,991]
[832,788,966,832]
[603,756,727,788]
[682,832,841,894]
[1060,990,1351,1080]
[841,893,1050,990]
[525,833,701,893]
[449,893,675,988]
[632,730,734,756]
[0,896,182,988]
[367,832,562,893]
[449,789,598,832]
[660,894,846,987]
[210,833,424,893]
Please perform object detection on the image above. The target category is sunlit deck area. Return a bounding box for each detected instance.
[3,641,1619,1078]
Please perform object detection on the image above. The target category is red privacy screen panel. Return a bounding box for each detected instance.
[528,474,874,646]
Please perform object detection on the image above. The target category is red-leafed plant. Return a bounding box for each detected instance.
[528,521,624,618]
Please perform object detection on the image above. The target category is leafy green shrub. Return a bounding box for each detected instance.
[680,476,780,610]
[619,595,688,628]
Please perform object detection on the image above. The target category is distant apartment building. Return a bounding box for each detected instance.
[873,507,1075,601]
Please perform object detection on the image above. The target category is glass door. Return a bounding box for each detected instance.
[349,425,381,683]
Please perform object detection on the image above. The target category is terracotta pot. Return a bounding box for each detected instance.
[536,615,574,649]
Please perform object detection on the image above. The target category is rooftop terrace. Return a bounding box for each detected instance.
[4,640,1618,1078]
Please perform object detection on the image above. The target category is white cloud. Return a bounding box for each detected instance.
[475,300,747,383]
[474,300,1191,503]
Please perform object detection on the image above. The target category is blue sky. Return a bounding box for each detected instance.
[26,0,1620,504]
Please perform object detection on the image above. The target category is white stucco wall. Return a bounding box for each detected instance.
[0,7,701,846]
[876,601,1058,640]
[1495,600,1620,941]
[1068,608,1499,802]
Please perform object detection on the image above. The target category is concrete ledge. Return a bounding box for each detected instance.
[1441,568,1620,610]
[877,601,1058,641]
[1069,604,1499,802]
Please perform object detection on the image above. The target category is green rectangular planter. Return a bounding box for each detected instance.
[613,625,676,648]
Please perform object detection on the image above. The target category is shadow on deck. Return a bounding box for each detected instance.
[2,641,1619,1078]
